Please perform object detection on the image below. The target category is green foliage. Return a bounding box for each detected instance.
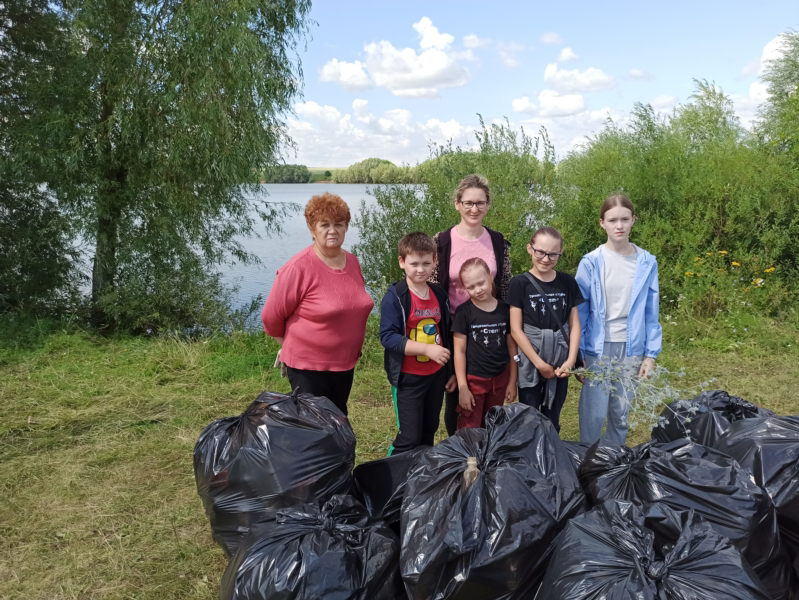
[324,170,332,178]
[551,82,799,315]
[757,31,799,160]
[2,0,311,330]
[0,182,83,314]
[353,118,556,284]
[333,157,422,184]
[260,164,312,183]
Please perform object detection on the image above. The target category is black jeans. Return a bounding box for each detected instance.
[444,389,459,436]
[390,367,447,454]
[285,366,355,415]
[518,376,569,433]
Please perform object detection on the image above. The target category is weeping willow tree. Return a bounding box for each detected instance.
[1,0,312,330]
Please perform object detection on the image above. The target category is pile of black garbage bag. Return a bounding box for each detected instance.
[194,389,357,557]
[651,389,775,445]
[195,389,799,600]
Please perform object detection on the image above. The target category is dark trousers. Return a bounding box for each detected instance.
[518,376,569,433]
[390,367,447,455]
[444,390,459,436]
[286,366,355,416]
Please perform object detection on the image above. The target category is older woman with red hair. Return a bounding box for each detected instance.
[262,192,374,415]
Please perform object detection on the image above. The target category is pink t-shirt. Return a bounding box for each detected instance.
[262,246,374,371]
[447,227,497,312]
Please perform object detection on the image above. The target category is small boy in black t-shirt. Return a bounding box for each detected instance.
[452,258,518,429]
[508,227,584,433]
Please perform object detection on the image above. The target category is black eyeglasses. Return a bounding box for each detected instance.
[458,200,489,210]
[531,247,562,261]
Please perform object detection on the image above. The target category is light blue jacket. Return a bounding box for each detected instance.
[575,246,663,359]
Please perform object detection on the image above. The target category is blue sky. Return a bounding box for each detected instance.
[286,0,797,166]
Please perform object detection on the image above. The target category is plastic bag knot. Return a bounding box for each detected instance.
[645,560,667,582]
[321,514,337,534]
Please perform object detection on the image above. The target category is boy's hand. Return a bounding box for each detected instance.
[535,360,556,379]
[445,375,457,393]
[504,382,517,404]
[555,359,575,378]
[459,386,475,412]
[425,345,451,365]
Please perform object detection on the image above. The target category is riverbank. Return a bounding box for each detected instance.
[1,314,797,598]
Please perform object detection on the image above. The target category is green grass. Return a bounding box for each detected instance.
[308,167,342,182]
[1,314,798,599]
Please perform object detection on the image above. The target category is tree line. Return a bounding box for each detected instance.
[2,4,797,332]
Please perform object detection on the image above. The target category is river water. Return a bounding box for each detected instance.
[224,183,377,313]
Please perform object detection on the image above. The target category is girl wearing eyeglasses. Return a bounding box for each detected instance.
[575,194,662,445]
[429,174,513,436]
[508,227,584,433]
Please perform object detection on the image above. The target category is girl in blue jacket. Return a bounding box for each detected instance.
[576,194,662,445]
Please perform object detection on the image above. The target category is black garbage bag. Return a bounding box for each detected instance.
[219,495,403,600]
[578,438,796,600]
[400,403,586,600]
[352,445,430,536]
[536,500,771,600]
[714,416,799,580]
[651,390,775,446]
[194,390,356,557]
[562,441,592,472]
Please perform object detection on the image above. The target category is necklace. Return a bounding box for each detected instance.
[409,285,430,300]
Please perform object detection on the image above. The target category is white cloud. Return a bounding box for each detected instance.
[319,18,471,97]
[733,81,770,126]
[497,42,525,68]
[543,62,616,93]
[513,107,631,157]
[651,95,677,112]
[540,32,562,45]
[557,47,578,63]
[295,101,346,125]
[413,16,454,50]
[629,68,651,80]
[741,34,789,77]
[424,118,465,140]
[287,101,475,165]
[511,96,537,114]
[319,59,373,91]
[352,99,374,124]
[512,90,586,118]
[538,90,585,117]
[463,33,491,49]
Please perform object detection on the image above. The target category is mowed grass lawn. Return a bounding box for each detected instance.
[1,315,798,599]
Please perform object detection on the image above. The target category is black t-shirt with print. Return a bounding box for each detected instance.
[452,299,511,379]
[507,271,584,331]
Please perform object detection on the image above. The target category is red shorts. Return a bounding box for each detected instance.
[456,364,511,429]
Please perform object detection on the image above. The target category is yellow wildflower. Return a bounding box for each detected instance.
[706,252,713,256]
[685,272,695,276]
[731,261,741,267]
[752,278,765,287]
[765,267,776,273]
[694,257,700,262]
[719,250,728,255]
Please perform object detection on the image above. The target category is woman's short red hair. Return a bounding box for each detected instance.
[304,192,351,229]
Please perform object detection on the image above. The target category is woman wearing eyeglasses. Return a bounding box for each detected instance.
[430,174,512,435]
[508,227,584,433]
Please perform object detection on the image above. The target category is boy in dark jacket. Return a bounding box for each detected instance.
[379,232,456,454]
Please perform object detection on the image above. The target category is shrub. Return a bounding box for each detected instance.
[353,118,556,284]
[551,82,799,315]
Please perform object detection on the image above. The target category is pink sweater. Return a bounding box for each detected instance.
[262,246,374,371]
